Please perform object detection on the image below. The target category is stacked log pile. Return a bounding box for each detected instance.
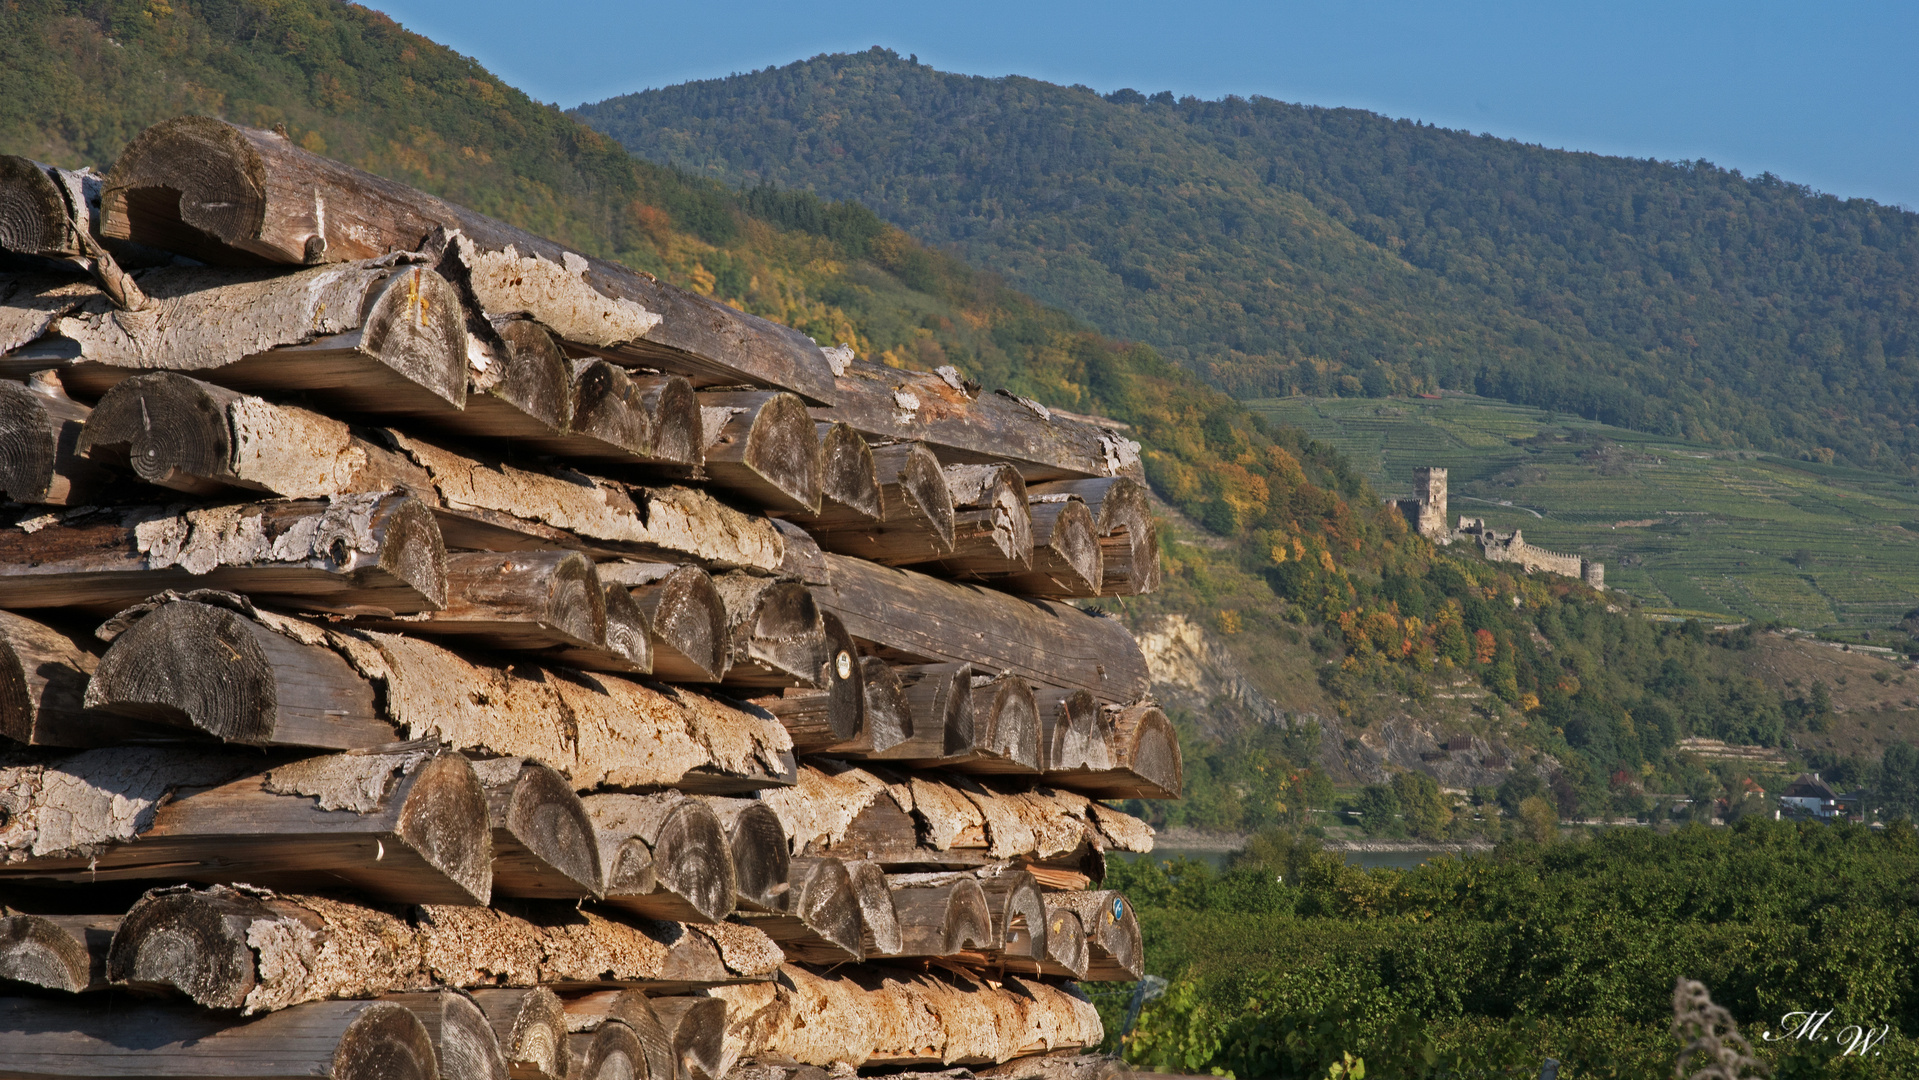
[0,118,1177,1080]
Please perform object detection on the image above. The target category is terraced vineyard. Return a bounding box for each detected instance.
[1250,395,1919,630]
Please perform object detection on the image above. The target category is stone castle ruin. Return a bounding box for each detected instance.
[1396,467,1604,588]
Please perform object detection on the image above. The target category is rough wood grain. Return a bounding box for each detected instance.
[613,563,730,683]
[99,116,837,403]
[568,1022,645,1080]
[865,663,973,764]
[845,859,902,958]
[1043,891,1141,982]
[653,997,729,1080]
[696,391,823,514]
[1054,704,1181,801]
[700,797,791,914]
[986,496,1101,599]
[1035,690,1111,776]
[974,869,1048,970]
[0,994,440,1079]
[880,873,993,959]
[0,156,85,260]
[1,157,165,298]
[560,990,673,1080]
[0,372,114,505]
[792,441,954,563]
[0,493,449,616]
[1034,907,1089,981]
[740,856,862,965]
[0,909,116,992]
[712,574,829,690]
[1026,478,1159,596]
[0,609,108,748]
[382,991,512,1080]
[814,421,881,521]
[468,988,569,1080]
[0,745,493,904]
[921,463,1032,579]
[584,793,737,923]
[550,362,705,469]
[810,553,1149,704]
[474,757,605,900]
[941,675,1042,777]
[435,315,574,444]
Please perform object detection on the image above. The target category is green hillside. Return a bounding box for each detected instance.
[1251,395,1919,629]
[576,49,1919,476]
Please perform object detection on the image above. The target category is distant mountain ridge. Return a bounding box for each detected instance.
[576,48,1919,475]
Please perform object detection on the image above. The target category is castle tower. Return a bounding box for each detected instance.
[1410,467,1449,540]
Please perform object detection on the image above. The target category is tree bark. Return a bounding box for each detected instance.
[942,675,1042,777]
[791,441,954,563]
[879,873,993,959]
[814,421,881,521]
[473,757,605,900]
[699,797,792,914]
[0,493,449,616]
[0,910,116,992]
[0,372,114,505]
[864,663,974,763]
[380,991,512,1080]
[98,117,837,404]
[696,391,824,514]
[0,745,493,905]
[0,609,111,748]
[809,359,1142,484]
[584,793,737,923]
[1,262,470,419]
[712,574,829,689]
[467,988,569,1080]
[739,856,862,964]
[0,995,441,1079]
[611,563,730,683]
[810,553,1149,704]
[1041,891,1141,982]
[1051,704,1181,801]
[984,496,1102,599]
[652,997,730,1080]
[1026,478,1159,596]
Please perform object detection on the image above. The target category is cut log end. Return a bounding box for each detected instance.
[817,421,881,520]
[0,914,96,993]
[632,564,729,682]
[469,988,568,1080]
[0,377,92,505]
[485,758,606,899]
[654,997,729,1080]
[396,753,498,906]
[336,1001,445,1080]
[728,801,793,913]
[385,991,511,1080]
[701,391,824,514]
[77,371,237,495]
[107,885,264,1010]
[0,155,79,257]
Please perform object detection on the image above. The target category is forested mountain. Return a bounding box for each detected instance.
[578,49,1919,474]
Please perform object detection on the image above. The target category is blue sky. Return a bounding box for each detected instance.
[369,0,1919,209]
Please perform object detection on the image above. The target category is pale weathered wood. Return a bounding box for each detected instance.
[569,1023,646,1080]
[382,991,512,1080]
[0,372,114,505]
[77,370,434,500]
[0,262,470,418]
[468,988,569,1080]
[740,856,861,964]
[810,359,1142,483]
[881,872,994,959]
[1026,478,1159,596]
[814,421,881,521]
[700,797,791,914]
[553,362,705,469]
[844,860,902,957]
[974,869,1048,970]
[436,315,574,443]
[0,274,98,357]
[0,608,113,748]
[1035,907,1090,980]
[811,553,1149,704]
[713,574,829,690]
[612,562,730,682]
[0,745,492,904]
[791,441,954,563]
[652,997,729,1080]
[559,990,674,1080]
[921,463,1032,579]
[86,598,395,750]
[865,663,973,764]
[1044,891,1141,982]
[0,995,441,1079]
[942,675,1042,777]
[584,793,737,923]
[1035,690,1111,776]
[473,757,605,900]
[0,910,116,992]
[99,117,838,402]
[986,496,1102,599]
[1056,705,1181,800]
[0,493,449,616]
[975,1051,1129,1080]
[696,391,823,514]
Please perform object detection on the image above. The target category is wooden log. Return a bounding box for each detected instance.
[974,869,1048,969]
[435,315,574,443]
[844,860,901,957]
[611,563,730,682]
[881,873,993,959]
[76,370,434,500]
[0,910,116,992]
[382,991,513,1080]
[0,156,86,260]
[814,421,881,521]
[1027,478,1159,596]
[0,995,441,1079]
[652,997,729,1080]
[0,493,450,616]
[974,1051,1129,1080]
[468,988,569,1080]
[711,964,1104,1068]
[474,757,605,900]
[1035,907,1090,980]
[85,598,395,750]
[560,990,674,1080]
[0,744,492,905]
[1035,690,1112,775]
[811,553,1149,704]
[0,609,111,748]
[739,856,861,964]
[99,116,837,403]
[942,675,1042,777]
[700,798,791,914]
[864,663,972,764]
[810,359,1142,483]
[713,574,828,689]
[569,1022,647,1080]
[695,391,823,514]
[0,372,114,505]
[1044,891,1141,982]
[986,496,1102,599]
[1053,704,1181,801]
[584,793,737,923]
[550,362,705,469]
[0,261,470,418]
[921,463,1032,578]
[791,441,954,562]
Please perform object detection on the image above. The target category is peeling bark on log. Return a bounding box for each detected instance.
[711,964,1104,1067]
[77,371,434,501]
[793,441,955,563]
[653,997,729,1080]
[1050,705,1180,801]
[546,362,705,469]
[695,391,823,514]
[0,910,116,992]
[99,117,837,403]
[920,463,1032,580]
[814,421,881,521]
[474,758,604,900]
[1034,908,1089,981]
[1026,479,1158,596]
[810,359,1142,484]
[0,493,449,616]
[942,676,1042,777]
[0,372,114,505]
[0,609,110,748]
[881,873,993,959]
[866,663,974,764]
[86,598,394,750]
[382,991,512,1080]
[0,745,492,904]
[0,995,440,1079]
[1035,690,1112,776]
[699,798,791,914]
[741,856,862,965]
[468,988,569,1080]
[811,553,1149,704]
[985,497,1102,600]
[713,574,828,690]
[0,262,470,418]
[1042,892,1141,982]
[584,793,737,923]
[613,563,729,683]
